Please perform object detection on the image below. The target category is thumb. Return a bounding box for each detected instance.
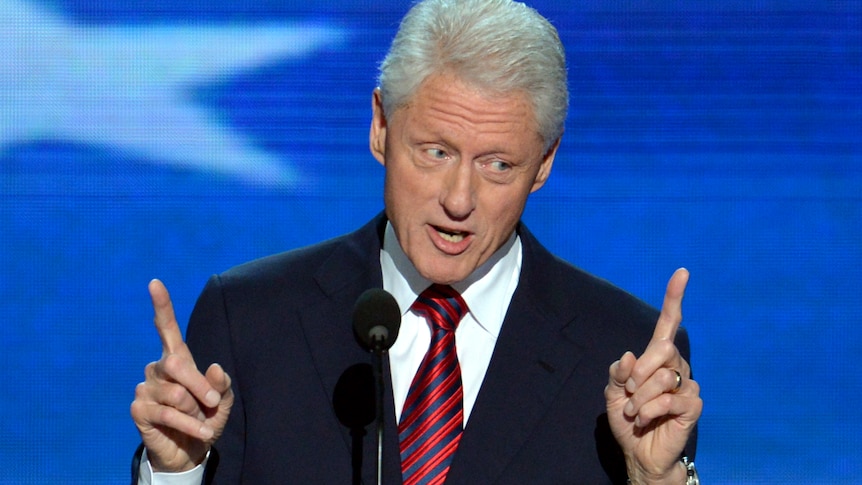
[205,363,232,395]
[606,351,636,396]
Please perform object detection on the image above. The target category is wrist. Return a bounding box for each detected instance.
[147,446,209,473]
[625,458,687,485]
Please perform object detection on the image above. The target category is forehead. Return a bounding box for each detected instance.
[395,72,543,147]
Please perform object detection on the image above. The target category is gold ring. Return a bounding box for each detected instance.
[671,369,682,393]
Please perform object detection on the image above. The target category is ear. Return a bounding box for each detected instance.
[369,88,387,165]
[530,136,561,193]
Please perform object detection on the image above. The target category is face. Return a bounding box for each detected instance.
[370,72,559,284]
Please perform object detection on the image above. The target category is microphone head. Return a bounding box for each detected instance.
[352,288,401,351]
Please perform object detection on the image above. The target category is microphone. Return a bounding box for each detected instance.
[351,288,401,485]
[353,288,401,353]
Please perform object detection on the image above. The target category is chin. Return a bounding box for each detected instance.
[418,269,454,285]
[417,263,468,286]
[409,245,480,284]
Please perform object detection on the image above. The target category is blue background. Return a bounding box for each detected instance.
[1,0,860,482]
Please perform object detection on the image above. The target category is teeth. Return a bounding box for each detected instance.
[438,230,465,243]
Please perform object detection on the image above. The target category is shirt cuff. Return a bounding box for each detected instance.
[138,448,208,485]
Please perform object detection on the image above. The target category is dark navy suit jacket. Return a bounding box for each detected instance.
[136,214,695,484]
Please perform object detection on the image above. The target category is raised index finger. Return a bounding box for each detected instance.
[651,267,690,342]
[149,279,187,357]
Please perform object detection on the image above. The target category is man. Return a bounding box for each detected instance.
[131,0,702,483]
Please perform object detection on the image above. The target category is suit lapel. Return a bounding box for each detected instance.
[445,225,589,484]
[298,215,387,400]
[293,215,404,484]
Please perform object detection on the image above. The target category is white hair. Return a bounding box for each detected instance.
[377,0,569,150]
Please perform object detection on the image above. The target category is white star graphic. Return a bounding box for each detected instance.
[1,0,346,186]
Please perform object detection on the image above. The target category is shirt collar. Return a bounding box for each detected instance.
[380,221,522,338]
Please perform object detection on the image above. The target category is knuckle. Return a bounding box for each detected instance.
[657,393,674,410]
[688,379,701,395]
[629,365,647,382]
[129,400,144,419]
[162,353,187,376]
[168,384,195,409]
[134,382,149,399]
[655,338,676,355]
[694,396,705,414]
[156,404,176,426]
[222,387,235,407]
[144,361,159,379]
[168,384,187,404]
[681,360,692,376]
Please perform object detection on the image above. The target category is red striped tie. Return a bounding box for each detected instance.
[399,284,468,485]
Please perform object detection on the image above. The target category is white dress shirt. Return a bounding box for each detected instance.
[381,222,521,423]
[144,222,522,483]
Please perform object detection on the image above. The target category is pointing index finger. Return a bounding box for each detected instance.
[652,268,689,343]
[149,279,187,357]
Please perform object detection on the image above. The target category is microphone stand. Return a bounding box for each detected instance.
[371,340,386,485]
[353,288,401,485]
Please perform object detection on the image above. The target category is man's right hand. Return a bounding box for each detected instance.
[130,279,234,472]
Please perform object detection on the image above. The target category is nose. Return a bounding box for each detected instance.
[439,159,476,220]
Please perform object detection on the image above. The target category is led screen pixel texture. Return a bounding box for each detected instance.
[1,1,860,482]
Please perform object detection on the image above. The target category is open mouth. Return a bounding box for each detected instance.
[434,226,469,243]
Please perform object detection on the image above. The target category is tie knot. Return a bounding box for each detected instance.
[412,284,468,332]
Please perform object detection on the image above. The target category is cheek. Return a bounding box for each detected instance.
[386,161,438,205]
[484,209,521,243]
[478,187,530,226]
[384,166,430,228]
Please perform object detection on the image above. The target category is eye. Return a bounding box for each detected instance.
[425,148,448,160]
[477,158,518,183]
[487,160,511,172]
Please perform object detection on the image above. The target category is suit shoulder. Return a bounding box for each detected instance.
[519,228,659,339]
[526,234,656,314]
[560,257,656,318]
[219,234,347,285]
[202,215,383,305]
[218,215,383,287]
[531,248,690,357]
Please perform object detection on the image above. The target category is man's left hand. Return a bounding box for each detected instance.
[605,268,703,484]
